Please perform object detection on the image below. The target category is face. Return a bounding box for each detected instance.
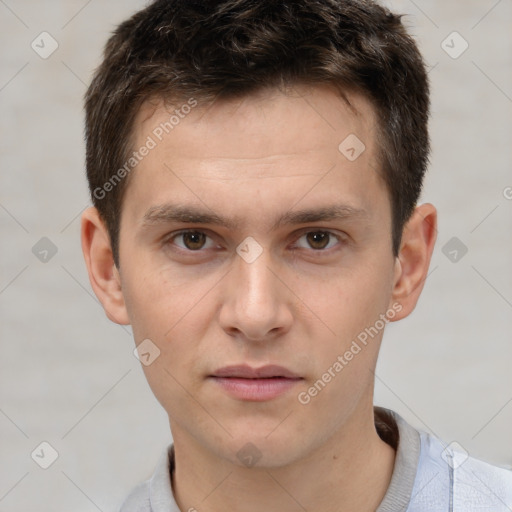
[84,84,434,468]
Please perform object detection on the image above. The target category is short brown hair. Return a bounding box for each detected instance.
[84,0,430,268]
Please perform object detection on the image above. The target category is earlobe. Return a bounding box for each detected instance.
[80,207,130,325]
[389,203,437,321]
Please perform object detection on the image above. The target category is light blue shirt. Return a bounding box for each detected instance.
[120,407,512,511]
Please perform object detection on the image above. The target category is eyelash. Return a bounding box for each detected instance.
[165,229,345,255]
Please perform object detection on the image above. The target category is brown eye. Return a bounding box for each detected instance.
[178,231,208,250]
[305,231,331,250]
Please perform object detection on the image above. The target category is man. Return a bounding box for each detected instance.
[80,0,512,510]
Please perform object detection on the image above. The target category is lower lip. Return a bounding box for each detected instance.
[210,377,302,401]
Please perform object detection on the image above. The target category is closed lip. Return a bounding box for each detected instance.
[210,364,302,379]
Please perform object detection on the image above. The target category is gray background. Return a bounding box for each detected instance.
[1,0,511,510]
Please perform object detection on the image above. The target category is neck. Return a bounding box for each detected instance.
[170,405,396,512]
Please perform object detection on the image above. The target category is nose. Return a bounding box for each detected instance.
[218,246,293,342]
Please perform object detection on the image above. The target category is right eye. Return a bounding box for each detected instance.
[167,230,218,252]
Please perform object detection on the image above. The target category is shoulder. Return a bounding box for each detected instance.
[420,431,512,510]
[118,444,175,512]
[452,448,512,508]
[119,480,151,512]
[379,408,512,511]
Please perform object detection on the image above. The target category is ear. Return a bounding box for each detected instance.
[389,203,437,321]
[80,207,130,325]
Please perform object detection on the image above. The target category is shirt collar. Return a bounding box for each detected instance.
[375,407,421,512]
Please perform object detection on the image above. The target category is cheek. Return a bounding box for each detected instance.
[122,256,212,337]
[133,302,211,418]
[295,262,393,341]
[291,260,394,399]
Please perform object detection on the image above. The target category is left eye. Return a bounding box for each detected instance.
[294,231,340,251]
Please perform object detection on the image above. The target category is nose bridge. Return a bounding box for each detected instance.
[234,244,277,311]
[219,242,291,339]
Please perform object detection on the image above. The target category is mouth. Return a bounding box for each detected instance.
[209,365,303,401]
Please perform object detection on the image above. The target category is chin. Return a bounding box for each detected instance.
[212,430,305,469]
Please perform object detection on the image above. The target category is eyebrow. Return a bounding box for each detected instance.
[141,203,368,232]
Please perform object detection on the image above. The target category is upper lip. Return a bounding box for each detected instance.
[211,364,302,379]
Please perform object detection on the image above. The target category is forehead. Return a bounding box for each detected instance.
[133,84,377,162]
[122,84,386,229]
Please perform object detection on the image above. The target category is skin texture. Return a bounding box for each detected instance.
[81,84,437,512]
